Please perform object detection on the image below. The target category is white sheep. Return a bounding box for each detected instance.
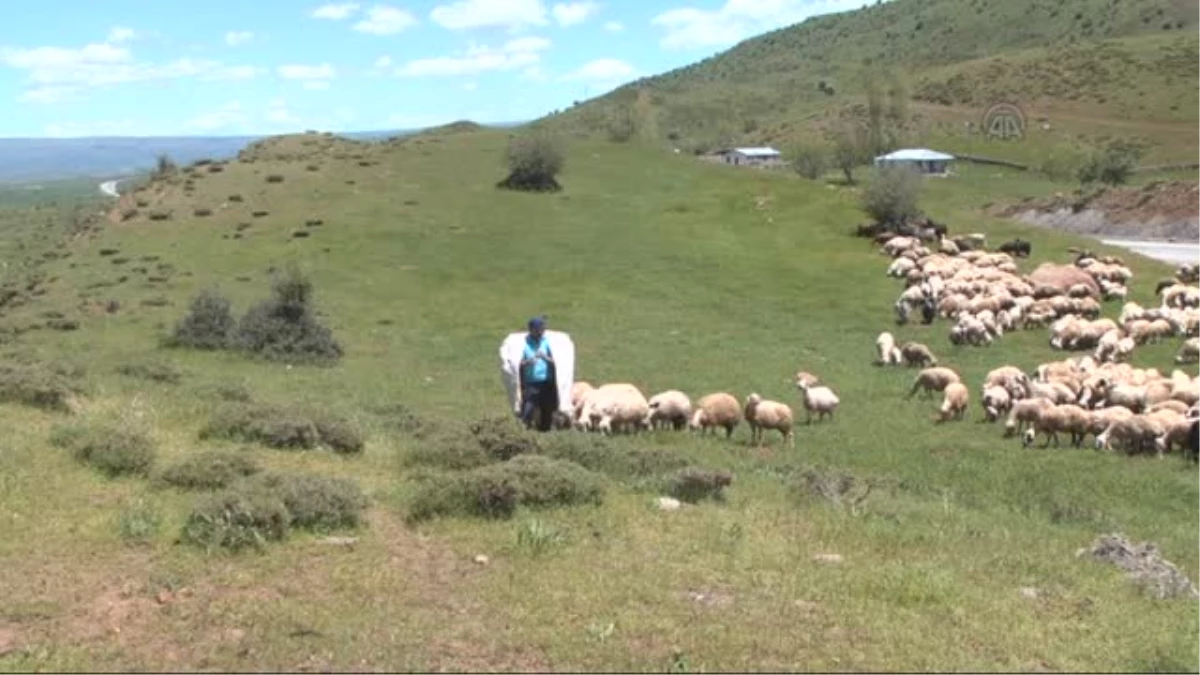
[1022,403,1092,448]
[794,377,840,424]
[875,332,902,366]
[981,385,1012,422]
[578,383,650,435]
[938,382,969,422]
[647,390,692,431]
[1176,337,1199,364]
[900,342,938,367]
[907,367,961,399]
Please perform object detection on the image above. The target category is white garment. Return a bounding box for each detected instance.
[498,330,575,416]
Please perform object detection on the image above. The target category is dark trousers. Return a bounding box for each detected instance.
[520,381,557,432]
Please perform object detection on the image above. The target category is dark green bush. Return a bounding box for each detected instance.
[233,267,342,363]
[405,455,602,523]
[0,363,84,413]
[116,360,182,384]
[667,467,734,503]
[54,425,156,478]
[180,482,290,552]
[200,402,360,453]
[404,416,539,470]
[158,451,261,490]
[861,164,922,226]
[168,287,236,350]
[1078,139,1143,186]
[497,130,565,192]
[538,433,691,481]
[250,472,367,531]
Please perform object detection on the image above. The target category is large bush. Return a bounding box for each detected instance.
[1078,139,1143,186]
[497,131,565,192]
[200,402,362,453]
[860,164,923,226]
[789,142,830,180]
[53,424,156,478]
[158,451,261,490]
[234,267,343,363]
[168,288,235,350]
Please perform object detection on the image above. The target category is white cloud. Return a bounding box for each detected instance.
[552,1,599,26]
[430,0,548,31]
[225,31,254,46]
[374,55,393,68]
[397,37,550,76]
[266,99,300,125]
[107,27,137,43]
[603,20,623,31]
[303,80,332,90]
[278,63,337,80]
[353,4,418,34]
[462,81,477,90]
[311,2,361,19]
[652,0,867,50]
[2,38,260,102]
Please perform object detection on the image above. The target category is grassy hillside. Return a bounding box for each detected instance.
[544,0,1198,165]
[0,130,1196,672]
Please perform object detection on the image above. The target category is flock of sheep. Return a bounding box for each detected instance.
[875,229,1199,460]
[566,372,841,449]
[549,227,1198,462]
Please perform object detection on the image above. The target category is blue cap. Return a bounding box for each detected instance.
[528,316,546,330]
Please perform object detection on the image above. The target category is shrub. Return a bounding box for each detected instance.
[0,363,84,413]
[538,433,690,481]
[250,472,367,531]
[158,451,261,490]
[228,194,244,202]
[116,360,182,383]
[233,267,343,363]
[404,416,539,470]
[200,403,321,450]
[406,455,603,522]
[1078,139,1143,186]
[180,482,290,553]
[860,164,922,226]
[194,208,213,217]
[605,106,638,143]
[514,518,568,557]
[197,382,253,402]
[116,497,162,545]
[252,210,269,218]
[152,154,177,179]
[497,131,565,192]
[790,142,830,180]
[55,425,156,478]
[312,416,364,454]
[265,174,285,183]
[168,288,235,350]
[667,467,734,503]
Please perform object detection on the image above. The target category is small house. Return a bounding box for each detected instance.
[720,147,783,168]
[873,148,956,175]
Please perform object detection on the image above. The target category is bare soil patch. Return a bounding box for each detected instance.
[990,180,1199,240]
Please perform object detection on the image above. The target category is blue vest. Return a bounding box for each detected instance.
[522,336,551,383]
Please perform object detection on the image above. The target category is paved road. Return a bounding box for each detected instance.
[1100,239,1198,266]
[99,180,121,197]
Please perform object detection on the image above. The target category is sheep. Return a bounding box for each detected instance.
[1176,337,1199,364]
[794,376,840,424]
[1085,406,1135,445]
[578,383,650,435]
[1022,404,1092,448]
[938,382,969,422]
[688,392,742,438]
[1094,415,1164,454]
[1156,416,1195,455]
[981,385,1012,422]
[900,341,937,367]
[1005,397,1053,437]
[743,393,795,448]
[1100,384,1147,413]
[907,367,961,399]
[647,390,692,431]
[876,331,902,366]
[570,381,595,414]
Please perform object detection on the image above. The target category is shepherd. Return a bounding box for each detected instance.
[518,316,559,431]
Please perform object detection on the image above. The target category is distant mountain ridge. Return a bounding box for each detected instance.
[0,122,526,184]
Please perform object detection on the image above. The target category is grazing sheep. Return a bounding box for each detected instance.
[1155,417,1194,455]
[876,331,903,366]
[571,381,595,415]
[981,385,1012,422]
[794,377,840,424]
[688,392,742,438]
[578,383,650,435]
[743,393,795,448]
[1022,404,1092,448]
[897,341,936,368]
[938,382,969,422]
[1176,337,1199,364]
[907,367,961,399]
[1005,397,1053,437]
[1095,415,1165,454]
[647,390,692,430]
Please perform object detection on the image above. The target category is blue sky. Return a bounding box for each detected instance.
[0,0,868,138]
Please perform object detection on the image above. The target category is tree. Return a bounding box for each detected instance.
[153,153,177,180]
[831,123,870,184]
[860,164,923,226]
[497,130,565,192]
[789,141,829,180]
[1077,139,1143,186]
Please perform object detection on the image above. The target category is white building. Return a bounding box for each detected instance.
[873,148,956,175]
[721,147,783,168]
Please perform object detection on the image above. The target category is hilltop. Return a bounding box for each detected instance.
[544,0,1199,165]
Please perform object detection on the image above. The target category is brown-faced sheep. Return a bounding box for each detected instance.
[900,341,938,367]
[688,392,742,438]
[938,382,969,422]
[907,367,962,399]
[647,390,692,431]
[743,393,795,448]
